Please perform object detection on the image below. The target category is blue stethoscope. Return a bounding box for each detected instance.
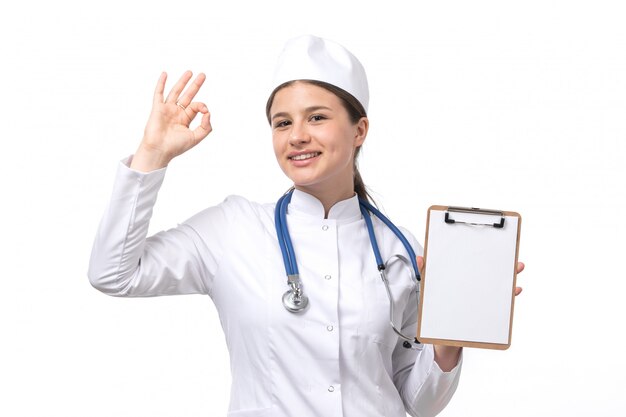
[275,189,421,347]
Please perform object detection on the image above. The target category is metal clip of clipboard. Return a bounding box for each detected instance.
[444,206,506,228]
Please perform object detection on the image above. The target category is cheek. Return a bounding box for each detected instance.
[272,133,290,172]
[333,128,359,161]
[271,134,282,158]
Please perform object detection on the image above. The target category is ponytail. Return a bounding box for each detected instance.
[353,148,373,203]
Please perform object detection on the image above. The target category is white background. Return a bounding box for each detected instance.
[1,1,624,416]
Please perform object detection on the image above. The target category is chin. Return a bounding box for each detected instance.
[285,172,322,188]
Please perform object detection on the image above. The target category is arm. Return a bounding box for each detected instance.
[87,158,224,296]
[88,71,216,296]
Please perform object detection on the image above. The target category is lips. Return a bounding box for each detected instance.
[288,152,321,161]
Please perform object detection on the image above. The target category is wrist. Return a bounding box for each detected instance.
[130,144,171,172]
[433,345,462,372]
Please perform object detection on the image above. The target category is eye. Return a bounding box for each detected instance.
[273,119,291,129]
[309,114,326,122]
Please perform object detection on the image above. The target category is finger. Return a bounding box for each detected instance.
[153,72,167,106]
[191,111,212,143]
[183,101,208,124]
[515,287,523,296]
[517,261,525,274]
[165,70,193,103]
[177,73,206,108]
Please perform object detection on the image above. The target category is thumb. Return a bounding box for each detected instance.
[189,105,212,143]
[416,255,424,278]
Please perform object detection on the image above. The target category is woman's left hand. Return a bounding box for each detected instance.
[514,261,525,295]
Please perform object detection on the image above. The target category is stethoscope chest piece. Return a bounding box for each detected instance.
[282,288,309,313]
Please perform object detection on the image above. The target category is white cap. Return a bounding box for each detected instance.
[271,35,369,112]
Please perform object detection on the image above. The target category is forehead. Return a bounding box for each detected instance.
[270,81,343,114]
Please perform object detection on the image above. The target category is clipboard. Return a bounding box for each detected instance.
[416,206,522,350]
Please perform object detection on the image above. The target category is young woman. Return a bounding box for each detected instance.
[89,35,523,417]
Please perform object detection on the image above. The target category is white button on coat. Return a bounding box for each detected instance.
[88,157,463,417]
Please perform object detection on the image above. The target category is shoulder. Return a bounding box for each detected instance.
[396,225,423,255]
[222,195,277,223]
[373,215,424,257]
[183,194,275,231]
[219,194,274,216]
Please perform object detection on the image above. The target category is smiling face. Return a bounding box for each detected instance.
[269,81,368,204]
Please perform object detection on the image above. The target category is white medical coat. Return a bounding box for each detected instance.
[88,158,462,417]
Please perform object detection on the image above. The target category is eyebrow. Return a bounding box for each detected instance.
[271,106,333,121]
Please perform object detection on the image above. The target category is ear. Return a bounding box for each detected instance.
[354,117,369,147]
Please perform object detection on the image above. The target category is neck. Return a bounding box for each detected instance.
[294,183,356,218]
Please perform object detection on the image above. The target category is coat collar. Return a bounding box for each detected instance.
[288,189,362,223]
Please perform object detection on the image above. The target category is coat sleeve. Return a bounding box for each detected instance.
[391,228,463,417]
[87,156,225,297]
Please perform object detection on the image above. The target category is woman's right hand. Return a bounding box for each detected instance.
[131,71,212,172]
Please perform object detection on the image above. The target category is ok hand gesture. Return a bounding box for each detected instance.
[131,71,212,172]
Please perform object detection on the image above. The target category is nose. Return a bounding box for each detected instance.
[289,121,311,146]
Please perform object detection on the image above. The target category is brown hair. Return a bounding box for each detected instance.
[266,80,374,203]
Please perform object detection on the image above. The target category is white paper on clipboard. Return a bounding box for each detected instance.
[417,206,521,349]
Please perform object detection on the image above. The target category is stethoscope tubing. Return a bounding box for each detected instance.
[275,190,422,346]
[276,191,298,276]
[358,199,420,281]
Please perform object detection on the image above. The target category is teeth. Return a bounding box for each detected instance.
[291,152,319,161]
